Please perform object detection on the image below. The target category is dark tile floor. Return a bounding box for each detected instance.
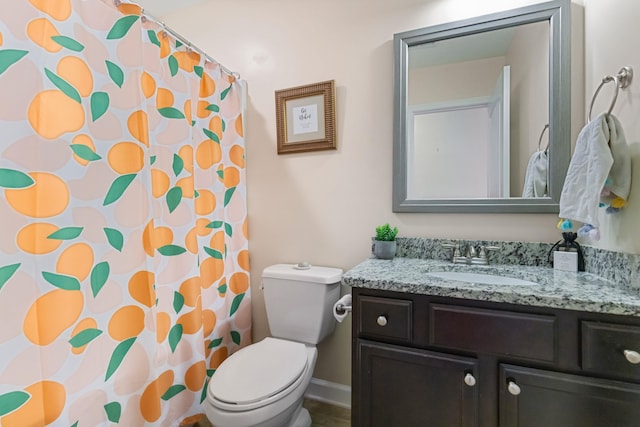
[190,399,350,426]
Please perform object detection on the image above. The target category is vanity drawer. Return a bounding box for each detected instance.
[429,304,556,362]
[582,321,640,381]
[358,296,412,343]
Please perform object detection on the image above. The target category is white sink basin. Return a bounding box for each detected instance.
[426,271,538,286]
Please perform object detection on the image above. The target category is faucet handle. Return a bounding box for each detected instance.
[466,245,477,258]
[478,245,499,262]
[441,242,461,261]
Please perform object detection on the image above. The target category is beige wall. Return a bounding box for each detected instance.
[161,0,640,388]
[507,21,550,195]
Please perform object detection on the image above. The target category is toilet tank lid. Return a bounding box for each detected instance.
[262,264,343,284]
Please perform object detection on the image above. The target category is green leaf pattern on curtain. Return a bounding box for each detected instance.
[0,1,249,426]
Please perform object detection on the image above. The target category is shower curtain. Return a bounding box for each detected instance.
[0,1,250,425]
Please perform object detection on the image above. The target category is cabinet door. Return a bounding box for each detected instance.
[356,340,478,427]
[500,364,640,427]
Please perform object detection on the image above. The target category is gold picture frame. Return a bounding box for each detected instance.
[275,80,336,154]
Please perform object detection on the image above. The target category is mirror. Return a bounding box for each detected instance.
[393,0,571,213]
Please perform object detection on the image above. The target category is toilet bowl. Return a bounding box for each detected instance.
[205,337,317,427]
[204,263,342,427]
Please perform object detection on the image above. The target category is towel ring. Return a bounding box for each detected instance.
[588,66,633,122]
[538,123,549,154]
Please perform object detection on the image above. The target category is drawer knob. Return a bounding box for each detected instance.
[507,381,521,396]
[464,373,476,387]
[376,315,388,327]
[624,349,640,364]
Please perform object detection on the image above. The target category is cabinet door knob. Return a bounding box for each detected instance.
[376,315,388,326]
[624,349,640,364]
[507,381,521,396]
[464,373,476,387]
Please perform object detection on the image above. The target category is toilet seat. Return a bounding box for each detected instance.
[209,338,309,411]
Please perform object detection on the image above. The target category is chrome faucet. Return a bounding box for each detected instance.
[442,243,499,265]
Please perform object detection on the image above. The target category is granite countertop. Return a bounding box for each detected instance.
[342,257,640,317]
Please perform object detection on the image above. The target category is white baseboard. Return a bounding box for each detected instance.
[304,378,351,409]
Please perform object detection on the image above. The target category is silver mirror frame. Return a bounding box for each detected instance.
[393,0,571,213]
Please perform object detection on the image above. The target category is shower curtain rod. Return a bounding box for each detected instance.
[137,7,241,80]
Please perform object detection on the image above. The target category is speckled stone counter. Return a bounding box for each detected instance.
[342,257,640,317]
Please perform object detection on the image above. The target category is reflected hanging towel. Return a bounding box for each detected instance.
[522,150,548,197]
[559,113,631,231]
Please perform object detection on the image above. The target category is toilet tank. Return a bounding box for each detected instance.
[262,264,342,345]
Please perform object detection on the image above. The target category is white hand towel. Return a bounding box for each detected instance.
[522,150,548,197]
[601,114,631,206]
[559,113,629,228]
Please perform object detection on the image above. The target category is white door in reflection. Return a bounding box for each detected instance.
[407,66,510,199]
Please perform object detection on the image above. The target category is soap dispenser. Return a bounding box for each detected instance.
[548,232,585,272]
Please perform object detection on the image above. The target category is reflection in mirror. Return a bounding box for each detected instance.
[393,0,571,213]
[408,22,548,199]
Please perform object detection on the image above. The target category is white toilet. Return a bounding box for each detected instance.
[204,263,343,427]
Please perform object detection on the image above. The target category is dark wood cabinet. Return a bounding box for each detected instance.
[499,364,640,426]
[352,287,640,427]
[358,341,478,427]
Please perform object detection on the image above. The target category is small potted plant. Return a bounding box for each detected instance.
[372,223,398,259]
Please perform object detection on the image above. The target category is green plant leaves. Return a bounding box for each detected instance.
[0,50,28,75]
[105,338,136,381]
[104,228,124,251]
[70,144,101,162]
[47,227,83,240]
[51,36,84,52]
[230,294,244,316]
[157,245,187,256]
[205,104,220,112]
[91,92,110,121]
[166,187,183,213]
[42,272,81,291]
[90,262,110,297]
[168,324,183,352]
[0,169,34,189]
[0,263,20,292]
[107,15,139,40]
[104,402,121,423]
[45,68,81,103]
[158,107,185,119]
[0,391,30,417]
[69,328,102,348]
[161,385,186,401]
[105,60,124,88]
[217,284,227,295]
[104,174,137,206]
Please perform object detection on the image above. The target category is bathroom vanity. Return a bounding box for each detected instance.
[344,257,640,427]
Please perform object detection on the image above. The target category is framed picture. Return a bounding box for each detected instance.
[275,80,336,154]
